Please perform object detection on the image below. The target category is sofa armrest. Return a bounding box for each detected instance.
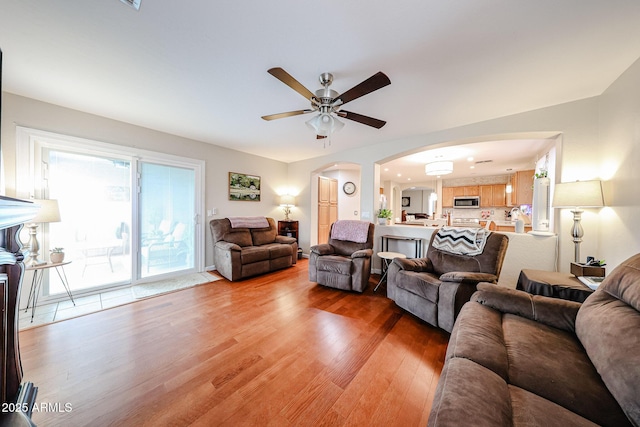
[275,235,297,244]
[351,249,373,259]
[472,283,581,332]
[392,257,434,272]
[310,243,335,256]
[215,241,241,252]
[440,271,498,284]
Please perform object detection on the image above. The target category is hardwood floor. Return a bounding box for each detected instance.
[19,259,449,427]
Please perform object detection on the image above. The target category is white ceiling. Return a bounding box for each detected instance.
[2,1,640,164]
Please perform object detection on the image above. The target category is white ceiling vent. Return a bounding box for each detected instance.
[120,0,140,10]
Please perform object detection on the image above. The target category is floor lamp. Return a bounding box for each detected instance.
[24,199,61,267]
[552,180,604,263]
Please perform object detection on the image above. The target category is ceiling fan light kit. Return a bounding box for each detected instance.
[262,67,390,141]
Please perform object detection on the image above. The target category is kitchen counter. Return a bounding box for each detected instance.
[373,225,557,288]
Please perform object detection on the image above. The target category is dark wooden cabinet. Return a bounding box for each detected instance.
[0,197,39,423]
[278,220,299,241]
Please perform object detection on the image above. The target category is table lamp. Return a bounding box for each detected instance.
[25,199,61,267]
[279,195,295,220]
[552,180,604,263]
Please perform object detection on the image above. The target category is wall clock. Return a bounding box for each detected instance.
[343,181,356,195]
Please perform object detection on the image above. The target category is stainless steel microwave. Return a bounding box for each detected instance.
[453,196,480,208]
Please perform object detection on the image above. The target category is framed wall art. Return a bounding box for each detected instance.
[229,172,261,201]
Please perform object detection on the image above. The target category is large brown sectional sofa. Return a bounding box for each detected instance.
[210,217,297,281]
[428,253,640,427]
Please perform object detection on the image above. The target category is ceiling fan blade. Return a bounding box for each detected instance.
[261,109,314,121]
[333,72,391,106]
[338,110,387,129]
[317,135,327,139]
[268,67,316,101]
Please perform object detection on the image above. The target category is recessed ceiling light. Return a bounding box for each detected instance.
[467,157,474,162]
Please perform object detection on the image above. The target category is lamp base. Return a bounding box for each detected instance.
[24,257,46,268]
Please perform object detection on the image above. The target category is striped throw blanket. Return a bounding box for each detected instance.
[330,220,370,243]
[432,226,489,256]
[228,216,270,229]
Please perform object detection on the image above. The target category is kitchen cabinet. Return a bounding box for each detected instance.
[452,186,478,197]
[492,184,506,206]
[510,169,535,206]
[442,187,454,208]
[479,184,506,207]
[480,185,492,207]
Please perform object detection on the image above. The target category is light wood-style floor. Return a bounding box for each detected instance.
[19,259,449,427]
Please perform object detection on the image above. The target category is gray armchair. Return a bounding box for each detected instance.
[309,221,375,292]
[387,228,509,332]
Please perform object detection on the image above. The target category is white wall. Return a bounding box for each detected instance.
[1,93,289,269]
[597,57,640,268]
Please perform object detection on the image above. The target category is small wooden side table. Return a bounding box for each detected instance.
[25,261,75,322]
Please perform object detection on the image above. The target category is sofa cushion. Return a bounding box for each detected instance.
[265,243,292,259]
[502,313,628,427]
[509,385,600,427]
[240,246,270,264]
[250,219,277,246]
[395,270,440,303]
[445,302,509,380]
[223,229,253,247]
[316,256,352,276]
[576,253,640,426]
[429,357,512,427]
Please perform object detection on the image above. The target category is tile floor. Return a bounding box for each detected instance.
[19,287,136,330]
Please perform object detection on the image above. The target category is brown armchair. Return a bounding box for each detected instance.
[309,220,375,292]
[387,227,509,332]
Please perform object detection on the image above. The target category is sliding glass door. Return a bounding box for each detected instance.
[24,129,204,298]
[139,162,195,278]
[46,150,132,294]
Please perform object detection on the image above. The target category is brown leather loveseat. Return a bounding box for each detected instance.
[210,217,297,281]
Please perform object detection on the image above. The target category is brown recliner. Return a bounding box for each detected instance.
[309,221,375,292]
[387,228,509,332]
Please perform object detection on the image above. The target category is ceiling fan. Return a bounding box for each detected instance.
[261,67,391,140]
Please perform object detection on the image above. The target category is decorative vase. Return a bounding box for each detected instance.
[50,252,65,263]
[378,218,387,225]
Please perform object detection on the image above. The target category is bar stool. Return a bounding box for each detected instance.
[375,251,407,292]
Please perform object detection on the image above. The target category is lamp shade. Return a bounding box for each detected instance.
[552,180,604,208]
[279,195,296,207]
[32,199,61,223]
[305,113,344,137]
[425,161,453,176]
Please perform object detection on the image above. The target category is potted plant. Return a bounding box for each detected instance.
[50,247,65,264]
[377,208,393,225]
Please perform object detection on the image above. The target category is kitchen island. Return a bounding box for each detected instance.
[373,224,557,288]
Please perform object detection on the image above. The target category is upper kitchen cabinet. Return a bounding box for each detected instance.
[510,169,535,206]
[480,184,506,207]
[442,187,454,208]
